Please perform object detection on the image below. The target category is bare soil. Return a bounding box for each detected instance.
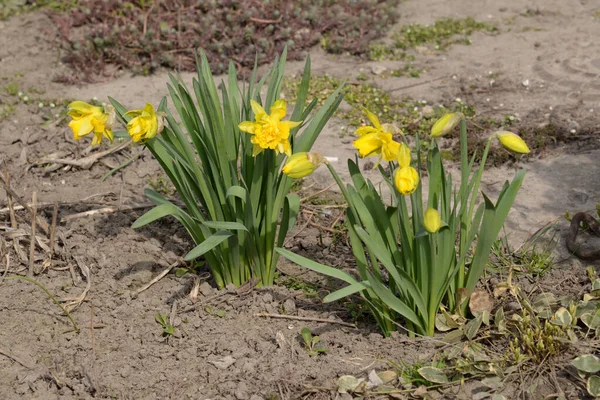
[1,1,600,399]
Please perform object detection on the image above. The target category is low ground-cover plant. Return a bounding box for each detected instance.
[279,111,529,336]
[66,49,343,289]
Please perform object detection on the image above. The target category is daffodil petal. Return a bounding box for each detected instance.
[270,99,287,120]
[363,107,382,129]
[355,126,378,137]
[250,100,266,118]
[397,142,412,168]
[382,140,401,162]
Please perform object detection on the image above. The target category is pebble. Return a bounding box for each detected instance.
[421,105,434,117]
[521,79,530,87]
[262,293,273,303]
[283,298,296,314]
[120,366,132,378]
[200,282,213,297]
[234,382,248,400]
[370,65,387,75]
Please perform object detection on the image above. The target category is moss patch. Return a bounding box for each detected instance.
[368,17,498,60]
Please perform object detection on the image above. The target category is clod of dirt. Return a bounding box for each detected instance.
[209,356,236,370]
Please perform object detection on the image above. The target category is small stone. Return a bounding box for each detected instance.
[421,105,434,117]
[120,366,132,378]
[521,79,530,87]
[199,282,213,297]
[225,283,237,292]
[209,355,236,370]
[370,65,387,75]
[234,382,248,399]
[283,299,296,314]
[262,293,273,303]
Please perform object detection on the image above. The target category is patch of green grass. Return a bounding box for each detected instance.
[387,63,422,78]
[276,275,320,297]
[147,175,176,196]
[489,226,557,277]
[283,74,474,137]
[368,17,497,60]
[0,0,78,20]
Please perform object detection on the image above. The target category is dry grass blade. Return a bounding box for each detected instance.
[60,202,154,223]
[254,313,357,328]
[0,171,50,235]
[133,262,177,297]
[62,256,92,312]
[28,192,37,277]
[0,347,34,370]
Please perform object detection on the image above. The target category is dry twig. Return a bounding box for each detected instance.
[133,262,177,297]
[28,192,37,277]
[31,140,132,170]
[254,313,356,328]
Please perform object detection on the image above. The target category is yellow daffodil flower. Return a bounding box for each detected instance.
[495,131,530,154]
[431,112,463,137]
[282,152,324,179]
[353,108,401,162]
[394,165,419,195]
[238,99,300,157]
[125,103,164,142]
[424,208,442,233]
[67,101,115,145]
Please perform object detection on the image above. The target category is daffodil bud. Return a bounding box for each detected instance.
[495,131,530,154]
[424,208,442,233]
[282,152,324,179]
[431,112,464,137]
[394,166,419,195]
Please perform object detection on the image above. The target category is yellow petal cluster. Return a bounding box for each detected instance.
[495,131,530,154]
[282,152,324,179]
[353,108,401,162]
[424,208,442,233]
[238,99,300,157]
[67,101,115,145]
[125,103,164,142]
[431,112,464,138]
[394,166,419,195]
[394,142,419,195]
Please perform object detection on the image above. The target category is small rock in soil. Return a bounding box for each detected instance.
[234,382,248,400]
[209,355,236,370]
[262,293,273,303]
[283,298,296,314]
[371,65,387,75]
[200,282,213,296]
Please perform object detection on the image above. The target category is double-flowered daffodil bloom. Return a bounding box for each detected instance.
[238,99,301,157]
[125,103,164,142]
[495,131,530,154]
[67,101,115,145]
[430,112,463,138]
[424,208,442,233]
[394,142,419,195]
[282,152,325,179]
[353,108,402,162]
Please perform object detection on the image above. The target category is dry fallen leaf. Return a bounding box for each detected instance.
[469,289,494,315]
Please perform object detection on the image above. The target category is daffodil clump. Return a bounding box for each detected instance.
[279,109,529,337]
[66,50,343,289]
